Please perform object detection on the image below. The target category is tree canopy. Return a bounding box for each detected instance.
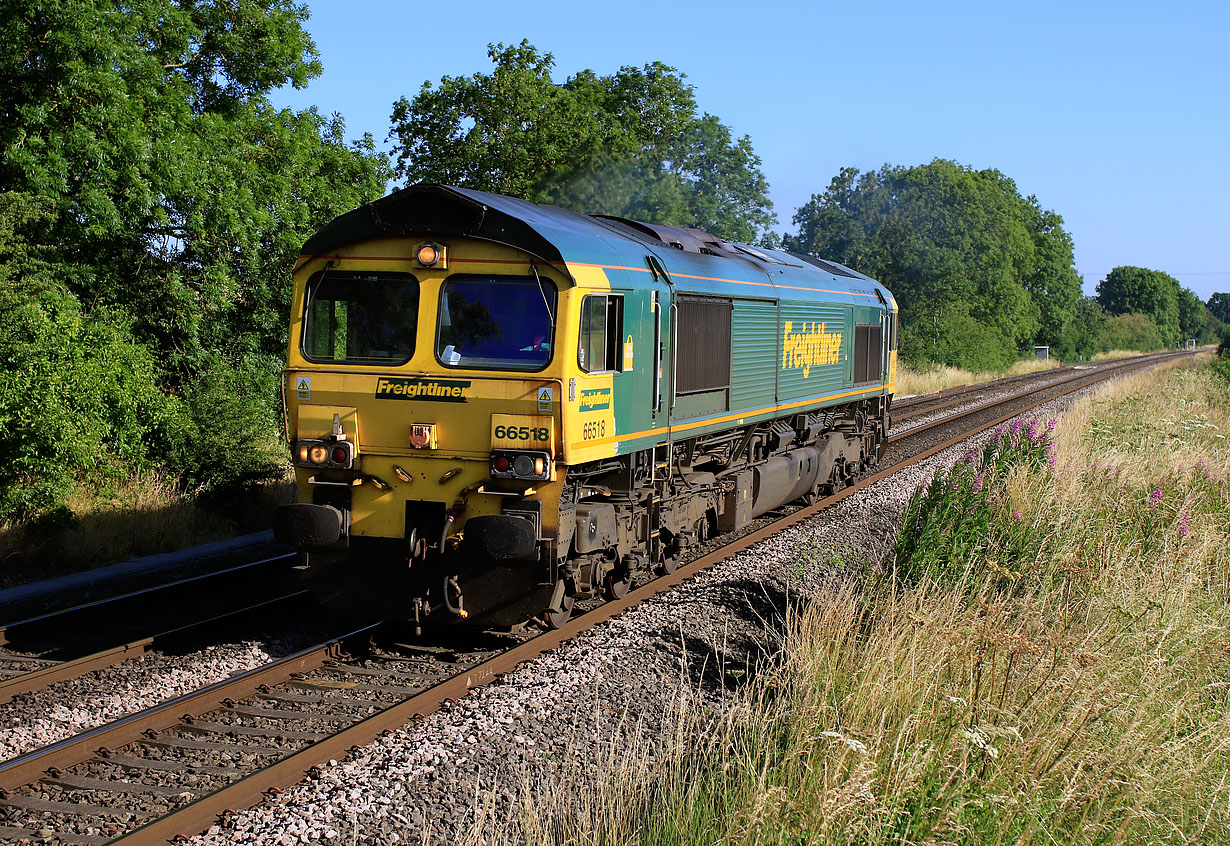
[1,0,390,367]
[1096,267,1183,346]
[1206,293,1230,324]
[784,160,1082,369]
[1095,267,1219,346]
[388,41,776,244]
[0,0,390,520]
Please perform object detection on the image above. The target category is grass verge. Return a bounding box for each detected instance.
[0,472,294,589]
[896,357,1060,397]
[523,359,1230,845]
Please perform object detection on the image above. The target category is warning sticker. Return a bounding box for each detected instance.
[296,376,311,401]
[537,386,553,412]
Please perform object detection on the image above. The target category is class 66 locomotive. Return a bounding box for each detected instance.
[274,184,897,631]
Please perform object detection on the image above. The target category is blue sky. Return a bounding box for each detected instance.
[272,0,1229,301]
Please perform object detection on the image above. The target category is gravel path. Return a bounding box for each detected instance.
[186,389,1090,846]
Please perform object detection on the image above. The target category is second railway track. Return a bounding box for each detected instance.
[0,349,1194,845]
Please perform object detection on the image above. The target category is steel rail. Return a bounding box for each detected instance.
[0,552,297,644]
[0,623,378,793]
[110,349,1193,845]
[0,589,310,706]
[892,363,1072,409]
[890,350,1175,411]
[889,351,1187,443]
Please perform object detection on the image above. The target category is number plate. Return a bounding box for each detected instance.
[490,415,554,450]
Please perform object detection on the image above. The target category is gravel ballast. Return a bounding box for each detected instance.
[0,638,305,762]
[184,388,1093,846]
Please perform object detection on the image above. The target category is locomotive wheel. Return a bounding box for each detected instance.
[545,595,575,629]
[656,554,680,576]
[603,573,631,600]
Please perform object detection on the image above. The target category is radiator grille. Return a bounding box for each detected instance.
[677,297,732,394]
[853,323,883,384]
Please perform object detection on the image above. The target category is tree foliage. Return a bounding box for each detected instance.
[1206,293,1230,324]
[0,0,390,521]
[1095,267,1218,347]
[388,41,776,244]
[784,160,1082,370]
[2,0,390,366]
[1096,267,1183,346]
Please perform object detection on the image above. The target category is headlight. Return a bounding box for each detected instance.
[490,450,551,481]
[294,439,354,469]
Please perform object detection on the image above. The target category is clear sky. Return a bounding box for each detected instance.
[272,0,1229,301]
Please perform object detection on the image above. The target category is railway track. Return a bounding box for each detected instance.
[0,555,303,706]
[0,349,1193,845]
[890,351,1179,425]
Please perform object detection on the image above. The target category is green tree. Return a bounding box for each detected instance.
[1097,312,1164,352]
[0,0,390,367]
[1021,200,1082,359]
[1206,293,1230,324]
[1070,297,1107,359]
[0,194,186,520]
[785,160,1079,370]
[388,41,776,244]
[1177,288,1207,342]
[0,0,391,519]
[1095,266,1182,346]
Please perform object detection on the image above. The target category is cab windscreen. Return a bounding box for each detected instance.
[303,270,419,364]
[436,276,556,371]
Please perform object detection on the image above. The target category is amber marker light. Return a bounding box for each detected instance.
[416,243,440,267]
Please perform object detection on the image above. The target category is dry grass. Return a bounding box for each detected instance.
[0,472,294,588]
[507,358,1230,845]
[897,357,1060,397]
[1091,348,1160,362]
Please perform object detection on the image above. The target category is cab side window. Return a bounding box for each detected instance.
[579,295,624,373]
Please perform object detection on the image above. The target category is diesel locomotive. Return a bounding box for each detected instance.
[273,184,897,629]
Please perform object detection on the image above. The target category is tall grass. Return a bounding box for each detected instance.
[0,472,294,588]
[514,362,1230,845]
[897,357,1059,397]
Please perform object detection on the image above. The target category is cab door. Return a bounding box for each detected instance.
[646,255,674,432]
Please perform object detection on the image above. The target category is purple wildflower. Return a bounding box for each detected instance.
[973,473,985,493]
[1028,420,1040,441]
[1012,511,1023,521]
[1047,418,1058,431]
[1179,511,1190,538]
[1012,420,1023,434]
[1149,488,1164,505]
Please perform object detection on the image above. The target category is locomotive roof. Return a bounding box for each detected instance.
[300,183,890,303]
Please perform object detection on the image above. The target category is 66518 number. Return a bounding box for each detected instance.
[494,425,550,442]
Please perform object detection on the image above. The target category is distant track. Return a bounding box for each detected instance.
[0,349,1192,845]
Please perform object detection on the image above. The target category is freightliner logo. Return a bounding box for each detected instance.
[374,378,471,402]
